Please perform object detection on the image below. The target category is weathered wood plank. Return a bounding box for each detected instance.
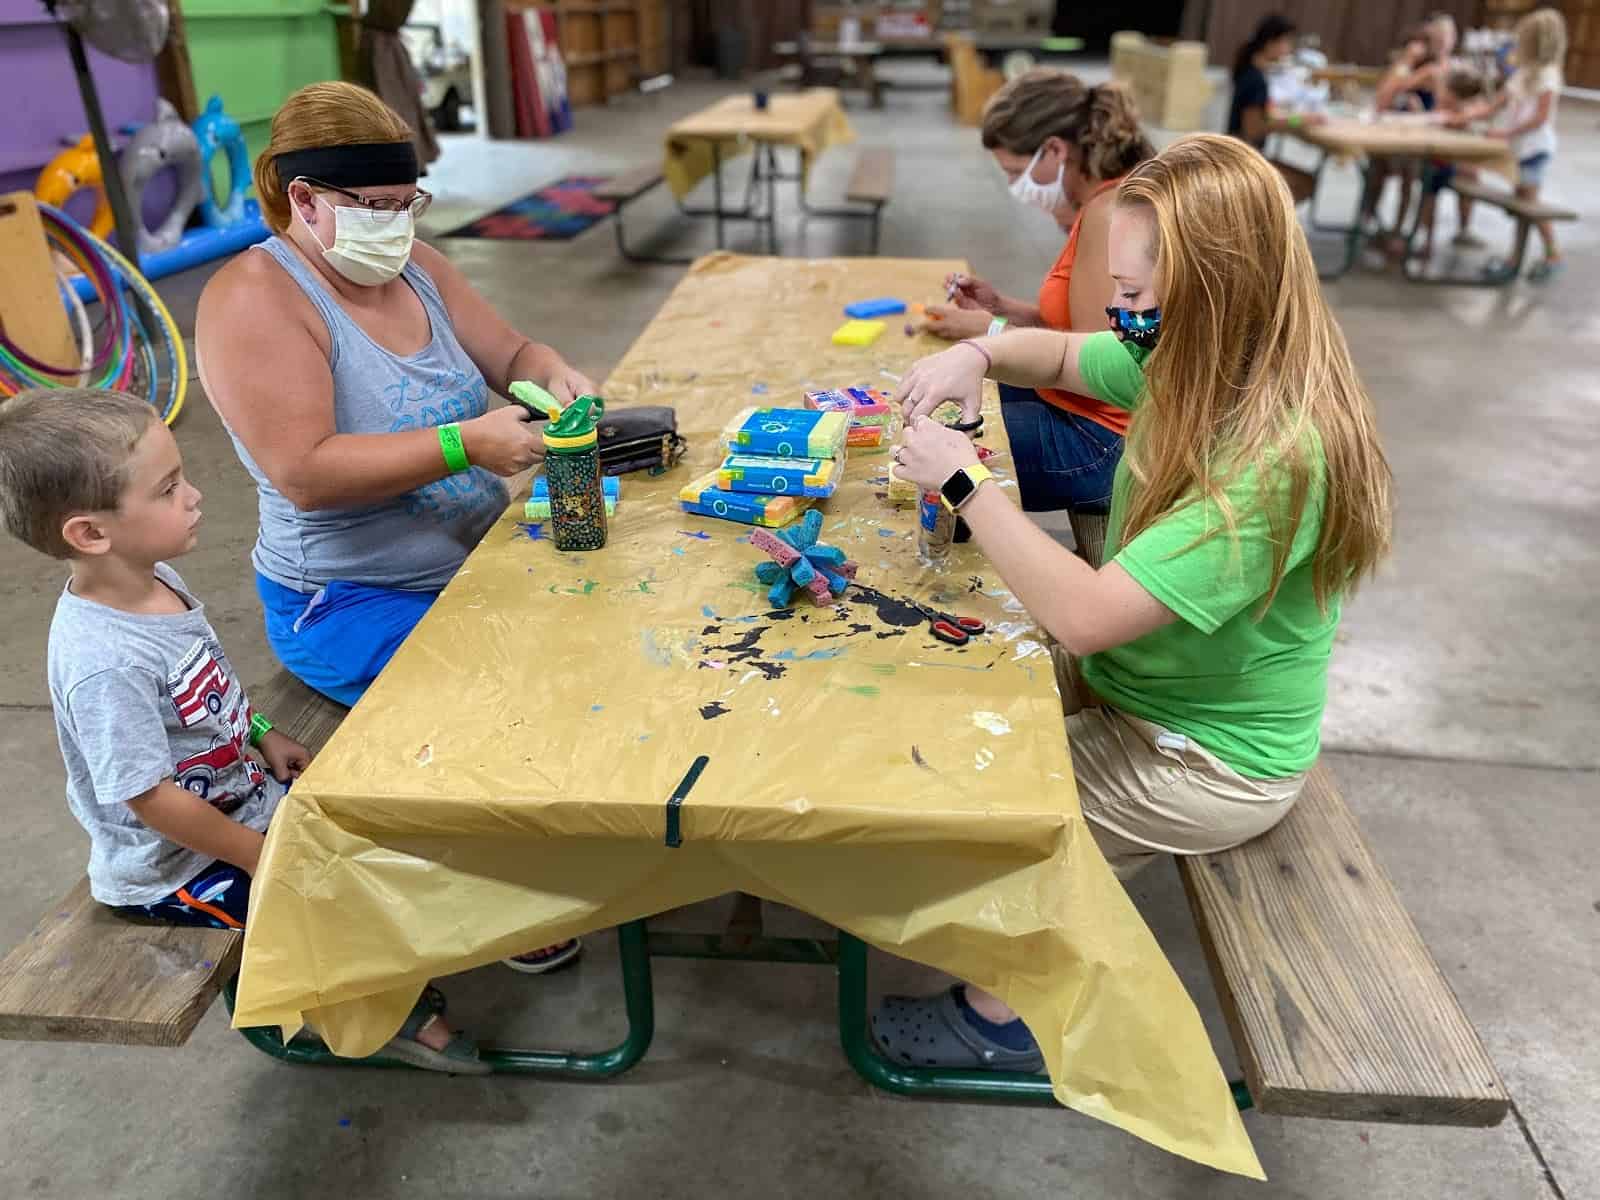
[256,669,346,759]
[1179,764,1510,1126]
[0,880,241,1046]
[595,163,667,203]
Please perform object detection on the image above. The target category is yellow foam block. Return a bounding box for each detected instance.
[831,319,886,347]
[886,462,920,508]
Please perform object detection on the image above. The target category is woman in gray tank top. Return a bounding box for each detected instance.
[196,84,587,1060]
[198,85,594,710]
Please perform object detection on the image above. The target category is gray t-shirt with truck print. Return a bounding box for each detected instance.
[47,564,283,905]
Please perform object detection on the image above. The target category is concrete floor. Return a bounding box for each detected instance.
[2,68,1597,1198]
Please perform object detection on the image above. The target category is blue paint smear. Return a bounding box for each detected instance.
[678,530,713,540]
[515,522,545,541]
[771,647,847,662]
[672,546,686,555]
[878,528,896,537]
[591,704,604,712]
[703,603,760,625]
[752,382,769,394]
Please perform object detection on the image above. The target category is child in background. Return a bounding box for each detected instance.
[1361,14,1458,239]
[1403,65,1487,263]
[1474,8,1568,281]
[0,389,486,1074]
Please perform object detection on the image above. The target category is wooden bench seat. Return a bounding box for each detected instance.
[0,672,343,1047]
[596,162,689,265]
[594,163,666,205]
[1408,177,1580,283]
[1450,176,1577,226]
[844,148,894,254]
[1179,764,1510,1125]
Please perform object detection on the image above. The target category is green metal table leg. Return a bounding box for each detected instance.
[836,932,1057,1103]
[226,919,654,1077]
[838,932,1256,1112]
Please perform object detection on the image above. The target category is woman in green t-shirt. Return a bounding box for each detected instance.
[874,133,1394,1072]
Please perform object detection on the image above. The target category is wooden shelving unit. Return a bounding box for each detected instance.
[555,0,644,106]
[1562,0,1600,88]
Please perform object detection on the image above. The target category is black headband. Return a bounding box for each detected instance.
[274,141,419,189]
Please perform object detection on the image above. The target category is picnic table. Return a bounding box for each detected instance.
[230,252,1262,1178]
[1273,115,1515,278]
[773,40,887,108]
[662,89,856,253]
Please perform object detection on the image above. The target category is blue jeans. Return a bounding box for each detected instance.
[997,383,1124,515]
[257,573,438,707]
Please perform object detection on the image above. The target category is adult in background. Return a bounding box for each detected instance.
[196,81,585,978]
[924,71,1154,544]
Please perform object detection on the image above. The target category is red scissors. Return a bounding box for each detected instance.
[850,584,986,647]
[919,603,985,646]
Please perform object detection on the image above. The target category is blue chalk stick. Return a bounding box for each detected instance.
[844,297,908,319]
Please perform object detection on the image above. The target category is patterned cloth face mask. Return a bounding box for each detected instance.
[1105,305,1162,349]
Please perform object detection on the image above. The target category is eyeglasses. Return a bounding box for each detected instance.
[296,177,432,223]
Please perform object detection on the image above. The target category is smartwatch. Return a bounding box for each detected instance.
[939,463,995,512]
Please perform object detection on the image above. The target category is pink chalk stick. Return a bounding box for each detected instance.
[750,529,801,566]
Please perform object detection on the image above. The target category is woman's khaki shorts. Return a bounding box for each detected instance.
[1066,707,1305,879]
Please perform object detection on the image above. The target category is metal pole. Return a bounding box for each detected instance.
[58,16,142,264]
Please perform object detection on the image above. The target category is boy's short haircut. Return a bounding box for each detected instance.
[1444,64,1485,100]
[0,389,158,559]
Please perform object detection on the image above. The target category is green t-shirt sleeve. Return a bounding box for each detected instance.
[1115,463,1324,634]
[1076,331,1149,411]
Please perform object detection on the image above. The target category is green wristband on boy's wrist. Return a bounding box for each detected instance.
[249,713,274,748]
[438,423,471,474]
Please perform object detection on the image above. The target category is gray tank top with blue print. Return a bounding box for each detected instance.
[231,237,508,593]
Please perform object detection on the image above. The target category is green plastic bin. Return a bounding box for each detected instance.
[183,0,342,195]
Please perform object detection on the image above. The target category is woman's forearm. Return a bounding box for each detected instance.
[503,340,568,395]
[279,428,459,510]
[959,485,1176,654]
[995,295,1045,327]
[970,328,1086,391]
[959,485,1101,648]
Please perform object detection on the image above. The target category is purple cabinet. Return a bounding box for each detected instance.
[1,0,169,229]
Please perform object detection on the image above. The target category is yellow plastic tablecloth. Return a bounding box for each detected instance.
[234,254,1262,1179]
[663,88,855,200]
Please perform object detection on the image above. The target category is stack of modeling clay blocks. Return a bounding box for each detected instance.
[803,386,894,449]
[678,406,850,528]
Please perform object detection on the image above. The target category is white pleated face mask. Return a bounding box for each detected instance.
[307,194,415,286]
[1008,145,1065,214]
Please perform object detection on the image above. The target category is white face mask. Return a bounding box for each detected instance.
[305,194,415,286]
[1008,146,1065,214]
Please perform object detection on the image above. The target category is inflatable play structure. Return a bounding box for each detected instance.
[35,134,113,239]
[120,99,204,255]
[194,94,250,228]
[40,94,270,299]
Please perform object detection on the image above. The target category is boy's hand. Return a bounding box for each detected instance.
[259,729,311,783]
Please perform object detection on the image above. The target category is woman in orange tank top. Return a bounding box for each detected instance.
[925,70,1153,518]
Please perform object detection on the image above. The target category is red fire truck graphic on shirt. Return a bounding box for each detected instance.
[167,639,265,811]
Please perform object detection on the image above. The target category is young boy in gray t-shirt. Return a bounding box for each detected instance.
[0,390,310,927]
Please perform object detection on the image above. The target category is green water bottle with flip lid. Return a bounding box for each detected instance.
[538,391,609,551]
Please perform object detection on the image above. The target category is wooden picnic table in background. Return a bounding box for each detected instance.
[231,252,1263,1179]
[1285,115,1516,179]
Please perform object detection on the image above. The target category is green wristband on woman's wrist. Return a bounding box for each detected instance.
[438,423,470,474]
[249,713,274,748]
